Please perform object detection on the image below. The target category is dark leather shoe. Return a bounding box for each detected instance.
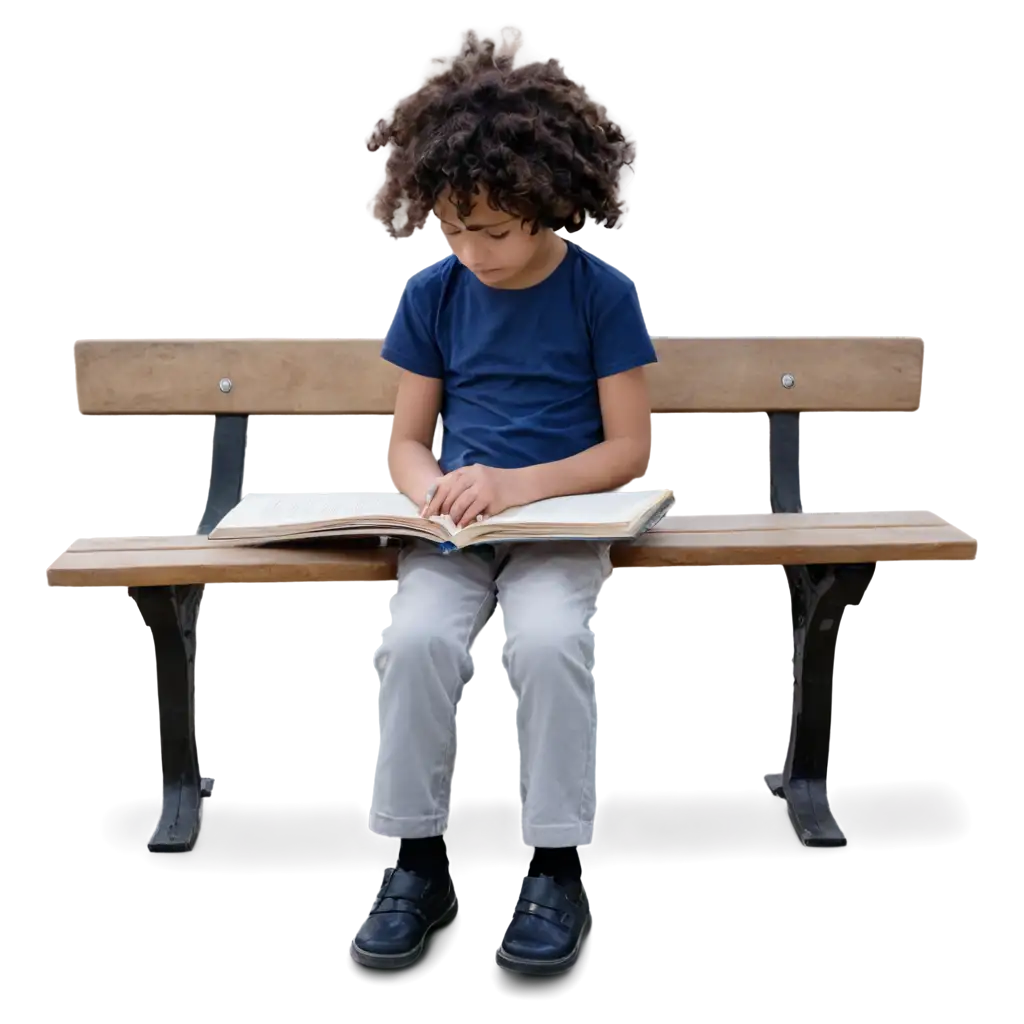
[350,867,457,969]
[496,875,592,976]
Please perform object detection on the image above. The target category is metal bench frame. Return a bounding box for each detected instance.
[132,409,877,852]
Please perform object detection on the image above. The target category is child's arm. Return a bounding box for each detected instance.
[388,370,444,509]
[510,366,652,507]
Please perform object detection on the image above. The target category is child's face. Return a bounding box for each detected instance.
[432,186,560,289]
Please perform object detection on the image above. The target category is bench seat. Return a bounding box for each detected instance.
[48,511,976,587]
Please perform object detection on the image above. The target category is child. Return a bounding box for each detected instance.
[352,27,657,975]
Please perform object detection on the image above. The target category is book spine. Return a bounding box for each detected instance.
[638,497,675,535]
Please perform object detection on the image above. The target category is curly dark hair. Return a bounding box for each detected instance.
[366,27,636,239]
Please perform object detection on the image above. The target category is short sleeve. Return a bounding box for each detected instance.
[591,282,658,379]
[381,280,444,378]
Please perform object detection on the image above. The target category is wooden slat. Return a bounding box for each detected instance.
[62,511,952,554]
[45,527,976,586]
[75,337,924,415]
[47,512,976,587]
[613,525,976,569]
[48,544,400,586]
[247,327,1024,423]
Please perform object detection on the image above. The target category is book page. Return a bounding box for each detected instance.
[215,492,421,530]
[481,489,670,527]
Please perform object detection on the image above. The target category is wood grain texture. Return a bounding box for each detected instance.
[74,337,924,415]
[49,544,401,586]
[47,511,976,587]
[613,525,976,569]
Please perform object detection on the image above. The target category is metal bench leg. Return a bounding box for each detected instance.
[129,584,213,852]
[765,562,875,846]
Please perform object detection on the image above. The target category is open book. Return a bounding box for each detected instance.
[209,489,675,551]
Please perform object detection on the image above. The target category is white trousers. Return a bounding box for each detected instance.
[369,539,613,847]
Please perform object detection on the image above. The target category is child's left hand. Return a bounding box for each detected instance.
[420,464,521,527]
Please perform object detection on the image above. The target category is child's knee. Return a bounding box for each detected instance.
[504,614,594,677]
[375,619,467,677]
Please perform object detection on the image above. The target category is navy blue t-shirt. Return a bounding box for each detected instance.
[381,239,658,474]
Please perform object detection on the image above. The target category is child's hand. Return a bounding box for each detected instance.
[419,480,442,517]
[421,465,521,527]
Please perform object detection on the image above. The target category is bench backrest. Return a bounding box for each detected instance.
[74,338,924,415]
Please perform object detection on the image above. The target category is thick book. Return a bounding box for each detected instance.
[209,489,675,551]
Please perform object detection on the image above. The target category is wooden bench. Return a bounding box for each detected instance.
[48,337,977,853]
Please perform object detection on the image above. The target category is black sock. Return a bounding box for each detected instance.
[529,846,581,884]
[397,836,449,881]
